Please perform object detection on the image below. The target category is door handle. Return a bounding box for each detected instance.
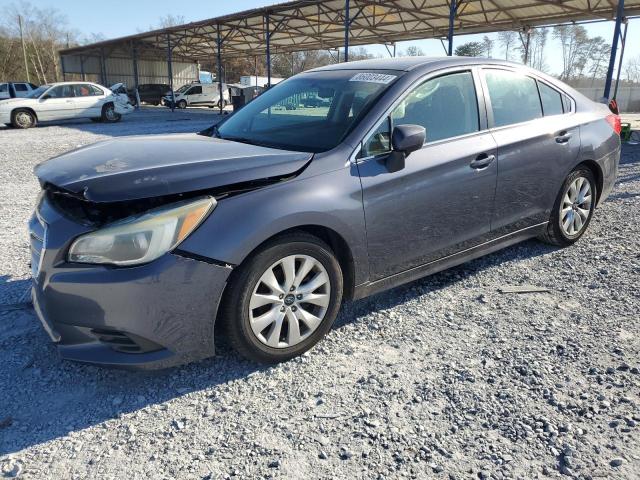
[555,131,572,143]
[470,153,496,169]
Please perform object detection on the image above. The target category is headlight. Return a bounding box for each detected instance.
[68,196,215,266]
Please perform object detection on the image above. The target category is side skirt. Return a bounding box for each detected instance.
[352,222,547,300]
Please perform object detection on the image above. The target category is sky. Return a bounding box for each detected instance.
[3,0,639,77]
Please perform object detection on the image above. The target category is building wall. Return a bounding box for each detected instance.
[61,54,198,89]
[573,86,640,112]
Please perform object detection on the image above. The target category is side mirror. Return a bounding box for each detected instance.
[386,124,426,173]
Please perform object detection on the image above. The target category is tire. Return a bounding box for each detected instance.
[101,103,121,123]
[539,167,597,247]
[177,100,187,109]
[220,233,343,363]
[11,109,36,129]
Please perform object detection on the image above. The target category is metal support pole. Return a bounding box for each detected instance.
[60,55,66,81]
[344,0,350,62]
[448,0,456,56]
[100,49,107,85]
[523,30,531,65]
[80,56,85,81]
[265,13,271,88]
[217,23,224,115]
[613,20,628,101]
[167,34,175,112]
[18,15,30,83]
[603,0,625,101]
[132,45,140,108]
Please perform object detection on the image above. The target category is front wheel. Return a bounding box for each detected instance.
[12,109,36,129]
[221,233,343,363]
[539,167,597,247]
[101,103,121,123]
[177,100,187,109]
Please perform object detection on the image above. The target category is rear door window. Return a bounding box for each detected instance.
[537,81,563,116]
[484,69,542,127]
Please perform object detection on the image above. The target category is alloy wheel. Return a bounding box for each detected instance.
[249,254,331,349]
[560,176,592,237]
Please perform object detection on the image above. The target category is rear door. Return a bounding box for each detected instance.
[14,83,31,97]
[357,68,499,279]
[480,68,581,234]
[72,84,105,117]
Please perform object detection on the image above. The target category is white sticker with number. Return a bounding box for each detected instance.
[349,73,396,84]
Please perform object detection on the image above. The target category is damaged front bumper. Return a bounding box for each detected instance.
[29,195,232,369]
[114,101,134,116]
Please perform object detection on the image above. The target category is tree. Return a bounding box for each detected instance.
[553,25,590,80]
[454,42,484,57]
[624,55,640,83]
[482,35,493,58]
[156,15,186,29]
[521,28,548,71]
[404,45,424,57]
[498,31,517,61]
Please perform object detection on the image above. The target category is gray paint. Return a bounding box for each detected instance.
[30,57,620,368]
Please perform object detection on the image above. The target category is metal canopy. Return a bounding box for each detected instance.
[60,0,640,62]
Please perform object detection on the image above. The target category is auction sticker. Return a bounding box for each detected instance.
[349,73,396,84]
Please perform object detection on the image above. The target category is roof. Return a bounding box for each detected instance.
[60,0,640,62]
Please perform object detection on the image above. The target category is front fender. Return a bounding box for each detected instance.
[178,164,370,286]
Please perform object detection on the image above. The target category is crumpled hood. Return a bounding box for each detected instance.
[35,133,312,202]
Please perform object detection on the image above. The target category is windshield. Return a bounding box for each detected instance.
[28,85,51,99]
[175,84,191,94]
[216,70,401,152]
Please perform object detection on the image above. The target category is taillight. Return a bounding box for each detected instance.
[606,114,621,135]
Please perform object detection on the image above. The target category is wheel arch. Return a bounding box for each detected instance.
[12,107,38,121]
[231,224,356,302]
[575,159,603,205]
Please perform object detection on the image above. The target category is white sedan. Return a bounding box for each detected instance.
[0,81,133,129]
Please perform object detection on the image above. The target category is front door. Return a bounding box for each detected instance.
[186,85,203,105]
[37,85,76,121]
[357,69,498,280]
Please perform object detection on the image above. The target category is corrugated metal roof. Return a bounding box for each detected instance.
[60,0,638,61]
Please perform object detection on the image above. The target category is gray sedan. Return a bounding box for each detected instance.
[30,57,620,368]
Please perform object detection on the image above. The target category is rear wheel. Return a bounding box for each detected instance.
[221,233,343,363]
[11,109,36,129]
[539,167,596,247]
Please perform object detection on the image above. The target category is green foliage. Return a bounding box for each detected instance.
[454,42,485,57]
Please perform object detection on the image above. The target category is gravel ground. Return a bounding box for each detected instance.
[0,110,639,480]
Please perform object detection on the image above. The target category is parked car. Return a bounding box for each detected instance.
[0,81,134,128]
[163,82,230,109]
[0,82,39,100]
[128,83,170,106]
[30,57,620,368]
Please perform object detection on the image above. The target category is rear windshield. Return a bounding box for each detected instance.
[216,70,402,152]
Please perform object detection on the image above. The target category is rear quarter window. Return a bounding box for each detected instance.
[537,81,563,116]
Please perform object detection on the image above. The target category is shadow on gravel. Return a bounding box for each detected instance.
[0,239,558,456]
